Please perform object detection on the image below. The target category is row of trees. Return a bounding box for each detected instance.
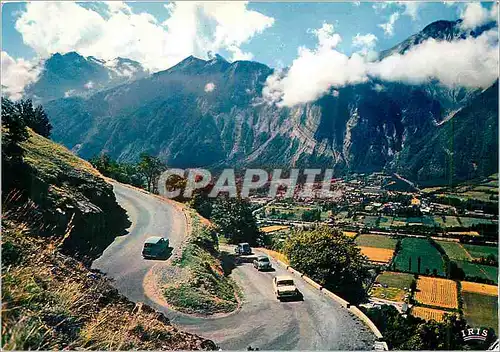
[89,153,166,193]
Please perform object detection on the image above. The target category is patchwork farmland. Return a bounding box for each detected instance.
[355,234,397,263]
[414,277,458,309]
[393,238,445,276]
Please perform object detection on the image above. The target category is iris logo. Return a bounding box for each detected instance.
[461,328,489,342]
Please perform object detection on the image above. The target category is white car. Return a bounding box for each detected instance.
[273,275,302,300]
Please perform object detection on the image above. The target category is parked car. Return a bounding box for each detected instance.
[253,255,272,271]
[235,242,252,255]
[273,275,301,300]
[142,236,170,259]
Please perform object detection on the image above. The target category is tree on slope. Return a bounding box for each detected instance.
[211,197,260,246]
[283,225,368,302]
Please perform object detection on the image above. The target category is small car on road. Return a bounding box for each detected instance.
[235,242,252,255]
[273,275,301,300]
[142,236,170,259]
[253,255,272,271]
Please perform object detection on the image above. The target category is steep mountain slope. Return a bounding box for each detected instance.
[43,20,498,185]
[25,52,147,103]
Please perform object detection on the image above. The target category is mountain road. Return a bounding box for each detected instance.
[92,182,376,350]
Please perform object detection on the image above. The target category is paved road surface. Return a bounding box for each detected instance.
[92,182,376,350]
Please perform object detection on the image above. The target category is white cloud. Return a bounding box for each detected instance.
[227,45,254,61]
[352,33,378,56]
[263,23,368,107]
[263,25,499,107]
[14,1,274,73]
[1,51,41,100]
[204,82,216,92]
[84,81,94,89]
[399,2,420,21]
[378,12,400,36]
[460,2,498,29]
[370,29,499,89]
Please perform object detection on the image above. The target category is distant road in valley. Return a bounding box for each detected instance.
[93,182,375,350]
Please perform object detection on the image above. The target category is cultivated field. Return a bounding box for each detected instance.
[355,234,398,249]
[459,217,495,227]
[370,271,414,302]
[437,241,471,260]
[343,231,358,238]
[415,276,458,309]
[260,225,290,233]
[455,260,499,284]
[463,292,498,334]
[433,216,461,229]
[411,306,450,322]
[394,238,445,276]
[461,281,498,296]
[462,244,498,260]
[359,247,394,263]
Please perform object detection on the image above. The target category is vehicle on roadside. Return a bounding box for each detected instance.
[235,242,252,255]
[253,255,272,271]
[142,236,170,259]
[273,275,302,300]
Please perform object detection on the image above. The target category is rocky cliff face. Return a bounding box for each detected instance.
[43,20,498,185]
[16,130,130,263]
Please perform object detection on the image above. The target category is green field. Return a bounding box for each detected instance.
[463,292,498,334]
[362,215,379,227]
[455,260,498,284]
[463,244,498,260]
[394,238,445,276]
[437,241,470,261]
[459,217,495,227]
[376,271,415,288]
[378,216,393,228]
[355,234,398,249]
[371,271,414,302]
[392,217,407,227]
[433,216,461,228]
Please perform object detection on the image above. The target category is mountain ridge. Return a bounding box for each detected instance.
[41,19,498,185]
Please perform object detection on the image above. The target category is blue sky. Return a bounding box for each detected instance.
[0,1,483,68]
[1,2,497,102]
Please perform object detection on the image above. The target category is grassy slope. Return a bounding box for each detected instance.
[163,214,240,315]
[2,221,215,350]
[16,130,129,262]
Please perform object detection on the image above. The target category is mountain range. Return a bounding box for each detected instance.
[24,19,498,186]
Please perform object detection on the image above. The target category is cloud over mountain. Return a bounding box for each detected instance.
[14,1,274,72]
[264,22,499,107]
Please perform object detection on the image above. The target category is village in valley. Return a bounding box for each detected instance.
[251,172,499,333]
